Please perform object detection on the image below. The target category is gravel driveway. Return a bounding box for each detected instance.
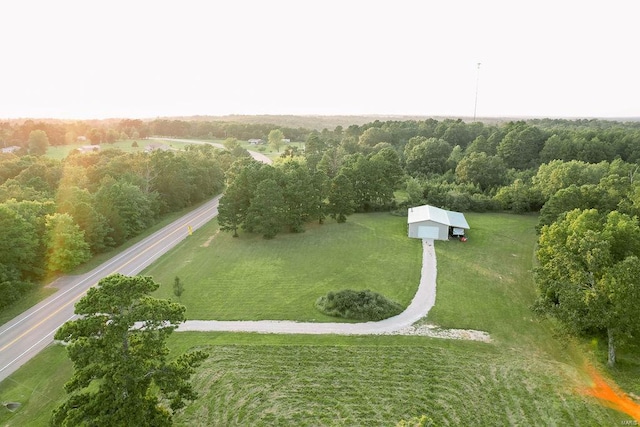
[178,239,491,342]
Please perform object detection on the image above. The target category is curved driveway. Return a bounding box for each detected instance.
[179,239,437,334]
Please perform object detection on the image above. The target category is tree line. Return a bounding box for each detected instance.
[218,117,640,232]
[0,144,236,311]
[0,118,312,150]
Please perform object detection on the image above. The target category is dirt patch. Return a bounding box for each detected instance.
[386,324,492,342]
[201,230,220,247]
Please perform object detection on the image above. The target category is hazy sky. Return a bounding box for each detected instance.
[1,0,638,120]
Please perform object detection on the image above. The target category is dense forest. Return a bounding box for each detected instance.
[2,116,640,361]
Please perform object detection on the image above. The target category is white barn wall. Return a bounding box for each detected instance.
[408,220,449,240]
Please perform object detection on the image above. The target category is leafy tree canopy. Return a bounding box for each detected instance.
[52,274,207,426]
[534,209,640,366]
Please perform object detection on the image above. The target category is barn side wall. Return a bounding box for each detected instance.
[408,220,449,240]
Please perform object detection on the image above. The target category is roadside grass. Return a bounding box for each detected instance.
[69,201,213,276]
[0,197,220,328]
[0,287,57,326]
[0,345,72,426]
[145,213,421,321]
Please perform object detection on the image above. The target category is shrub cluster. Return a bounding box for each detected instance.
[315,289,404,321]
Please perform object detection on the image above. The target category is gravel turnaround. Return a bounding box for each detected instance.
[178,239,491,342]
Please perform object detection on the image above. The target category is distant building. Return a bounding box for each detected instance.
[77,145,100,153]
[282,138,291,143]
[77,136,87,142]
[144,143,171,152]
[1,145,21,154]
[248,139,264,145]
[407,204,469,240]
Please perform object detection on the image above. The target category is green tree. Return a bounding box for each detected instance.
[278,160,316,232]
[405,138,452,176]
[358,127,391,147]
[45,213,91,273]
[494,178,542,213]
[217,160,263,237]
[532,159,609,200]
[466,134,497,156]
[173,276,184,300]
[539,133,575,163]
[327,173,356,223]
[405,177,425,207]
[28,129,49,156]
[534,209,640,366]
[497,125,546,170]
[342,154,395,211]
[95,177,158,244]
[105,128,120,144]
[217,182,249,237]
[244,178,284,239]
[317,147,343,179]
[0,203,42,308]
[370,147,403,189]
[304,133,326,171]
[88,128,103,145]
[268,129,285,153]
[58,186,111,253]
[455,152,507,191]
[52,274,207,426]
[0,203,40,278]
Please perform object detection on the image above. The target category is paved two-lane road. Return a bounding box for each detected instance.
[0,195,224,382]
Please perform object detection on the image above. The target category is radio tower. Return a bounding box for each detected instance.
[473,62,481,121]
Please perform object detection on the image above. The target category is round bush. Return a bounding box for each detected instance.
[315,289,404,321]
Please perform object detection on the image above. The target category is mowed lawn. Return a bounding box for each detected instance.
[427,214,561,349]
[45,138,225,160]
[145,214,422,321]
[1,212,635,426]
[169,334,623,426]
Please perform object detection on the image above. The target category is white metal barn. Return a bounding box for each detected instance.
[407,205,470,240]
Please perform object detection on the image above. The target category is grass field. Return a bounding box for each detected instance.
[1,212,637,426]
[145,214,421,321]
[170,334,620,426]
[45,139,209,160]
[45,138,303,161]
[428,214,566,354]
[0,333,626,426]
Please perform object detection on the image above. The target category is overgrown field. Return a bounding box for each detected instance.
[146,214,422,321]
[1,212,637,426]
